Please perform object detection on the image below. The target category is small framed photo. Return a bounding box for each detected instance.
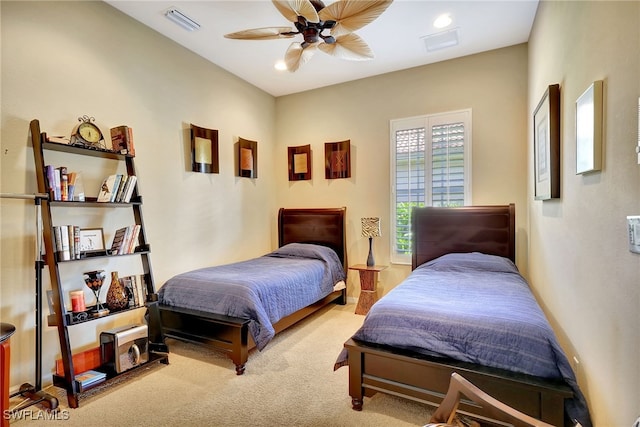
[288,144,311,181]
[325,140,351,179]
[238,137,258,179]
[79,228,105,253]
[190,123,219,174]
[576,80,603,174]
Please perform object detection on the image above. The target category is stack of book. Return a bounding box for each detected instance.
[110,224,141,255]
[97,174,137,203]
[44,165,82,201]
[120,274,148,307]
[53,225,81,261]
[74,369,106,389]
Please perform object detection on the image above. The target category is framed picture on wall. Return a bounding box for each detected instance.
[288,144,311,181]
[238,137,257,178]
[324,140,351,179]
[533,84,560,200]
[190,124,219,174]
[575,80,603,174]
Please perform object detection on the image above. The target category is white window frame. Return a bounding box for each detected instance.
[389,109,472,265]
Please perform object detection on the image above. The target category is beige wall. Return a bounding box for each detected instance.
[275,45,529,296]
[3,1,638,425]
[1,1,276,387]
[528,1,640,425]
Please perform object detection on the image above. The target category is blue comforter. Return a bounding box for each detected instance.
[336,252,591,427]
[158,243,345,350]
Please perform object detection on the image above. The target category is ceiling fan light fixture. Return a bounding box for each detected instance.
[422,28,459,52]
[165,7,200,32]
[274,60,288,71]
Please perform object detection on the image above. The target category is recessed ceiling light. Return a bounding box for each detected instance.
[274,60,287,71]
[433,13,452,29]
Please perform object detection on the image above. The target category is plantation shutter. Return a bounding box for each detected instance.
[390,110,471,264]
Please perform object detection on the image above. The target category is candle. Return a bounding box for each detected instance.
[70,290,86,312]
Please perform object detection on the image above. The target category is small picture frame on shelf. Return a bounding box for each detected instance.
[288,144,311,181]
[79,228,105,253]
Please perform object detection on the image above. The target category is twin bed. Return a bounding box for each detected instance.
[335,204,591,427]
[155,204,591,426]
[157,207,347,374]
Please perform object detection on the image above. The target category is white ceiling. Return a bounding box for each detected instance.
[106,0,539,97]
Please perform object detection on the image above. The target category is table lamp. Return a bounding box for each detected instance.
[361,217,381,267]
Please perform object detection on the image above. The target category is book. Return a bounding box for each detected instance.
[44,165,56,201]
[137,274,148,304]
[73,225,81,259]
[114,175,128,203]
[67,172,77,201]
[59,167,68,201]
[67,225,75,260]
[53,226,63,255]
[126,224,141,254]
[97,174,119,202]
[122,175,137,203]
[58,225,70,261]
[110,174,122,202]
[74,369,106,388]
[53,168,61,201]
[110,226,129,255]
[110,125,135,156]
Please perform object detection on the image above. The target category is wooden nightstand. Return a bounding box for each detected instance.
[349,264,387,315]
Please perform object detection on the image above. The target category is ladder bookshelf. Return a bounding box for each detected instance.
[30,119,168,408]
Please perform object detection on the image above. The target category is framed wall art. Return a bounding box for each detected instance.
[575,80,603,174]
[238,137,257,178]
[288,144,311,181]
[533,84,560,200]
[325,140,351,179]
[190,124,219,174]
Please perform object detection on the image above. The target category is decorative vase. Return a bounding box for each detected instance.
[106,271,128,311]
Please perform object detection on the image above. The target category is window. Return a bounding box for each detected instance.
[390,110,472,264]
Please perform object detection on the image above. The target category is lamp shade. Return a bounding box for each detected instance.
[361,217,381,238]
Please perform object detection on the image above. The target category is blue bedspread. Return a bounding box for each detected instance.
[158,243,345,351]
[336,252,591,427]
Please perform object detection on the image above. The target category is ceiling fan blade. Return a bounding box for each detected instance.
[318,33,373,60]
[272,0,319,24]
[224,27,295,40]
[319,0,393,36]
[284,42,317,72]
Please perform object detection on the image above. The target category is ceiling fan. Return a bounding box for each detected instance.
[224,0,393,72]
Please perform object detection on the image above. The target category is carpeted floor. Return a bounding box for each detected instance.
[9,303,434,426]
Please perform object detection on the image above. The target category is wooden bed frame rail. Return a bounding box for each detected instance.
[160,289,345,374]
[346,339,572,426]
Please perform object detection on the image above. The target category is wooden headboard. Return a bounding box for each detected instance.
[278,207,347,270]
[411,204,515,269]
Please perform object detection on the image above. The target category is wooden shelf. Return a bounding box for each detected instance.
[31,119,166,408]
